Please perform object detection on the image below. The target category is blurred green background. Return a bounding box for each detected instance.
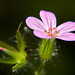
[0,0,75,75]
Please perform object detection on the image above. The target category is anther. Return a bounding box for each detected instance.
[48,34,53,37]
[54,35,58,37]
[52,27,56,30]
[44,30,48,33]
[55,31,58,34]
[49,28,52,31]
[47,32,50,34]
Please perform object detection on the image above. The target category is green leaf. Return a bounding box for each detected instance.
[39,39,55,60]
[0,57,17,64]
[0,41,26,62]
[3,49,25,60]
[16,30,27,56]
[0,41,18,52]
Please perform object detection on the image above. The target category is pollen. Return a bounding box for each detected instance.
[54,35,58,37]
[44,30,48,33]
[47,32,50,34]
[49,28,52,31]
[55,31,58,34]
[48,34,53,37]
[52,27,56,30]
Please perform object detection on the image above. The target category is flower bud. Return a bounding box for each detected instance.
[39,39,55,60]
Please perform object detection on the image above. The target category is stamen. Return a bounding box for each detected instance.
[52,27,56,30]
[48,34,53,37]
[44,30,48,33]
[47,32,50,34]
[45,28,58,38]
[49,28,52,31]
[54,35,58,37]
[55,31,58,34]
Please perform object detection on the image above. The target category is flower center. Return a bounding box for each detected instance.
[44,27,58,37]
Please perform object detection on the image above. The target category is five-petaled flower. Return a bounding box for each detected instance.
[26,10,75,41]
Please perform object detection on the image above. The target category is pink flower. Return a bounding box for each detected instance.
[26,10,75,41]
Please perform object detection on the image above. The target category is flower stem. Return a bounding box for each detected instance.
[34,60,45,75]
[35,39,55,75]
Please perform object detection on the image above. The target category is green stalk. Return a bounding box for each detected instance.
[34,60,45,75]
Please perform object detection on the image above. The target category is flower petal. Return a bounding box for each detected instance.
[56,21,75,34]
[40,10,57,30]
[56,33,75,41]
[33,30,52,39]
[26,17,44,31]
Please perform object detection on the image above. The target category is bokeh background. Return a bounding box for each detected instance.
[0,0,75,75]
